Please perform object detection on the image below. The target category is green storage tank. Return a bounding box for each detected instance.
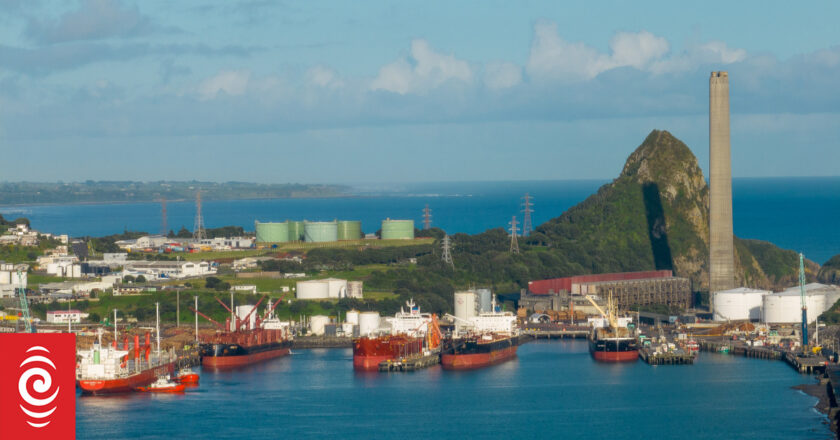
[288,221,305,241]
[381,219,415,240]
[337,220,362,240]
[255,221,289,243]
[304,221,338,242]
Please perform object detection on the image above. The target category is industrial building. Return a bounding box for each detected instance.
[46,310,88,324]
[709,71,736,308]
[762,283,840,324]
[522,270,691,312]
[713,287,770,321]
[0,262,28,298]
[122,260,215,280]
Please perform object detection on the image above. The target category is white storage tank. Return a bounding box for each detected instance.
[71,264,82,278]
[235,305,257,330]
[454,291,476,321]
[325,278,348,298]
[310,315,330,336]
[296,280,330,299]
[477,288,492,313]
[341,322,355,337]
[358,312,381,337]
[345,309,360,325]
[713,287,769,321]
[762,284,840,324]
[348,281,363,298]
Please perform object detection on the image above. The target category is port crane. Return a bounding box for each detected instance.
[584,294,618,329]
[17,270,33,333]
[799,253,808,350]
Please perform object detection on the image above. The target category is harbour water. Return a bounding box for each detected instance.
[2,177,839,263]
[76,340,830,439]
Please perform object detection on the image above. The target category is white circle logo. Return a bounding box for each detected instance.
[18,346,60,429]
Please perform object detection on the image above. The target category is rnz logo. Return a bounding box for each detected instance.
[19,346,60,428]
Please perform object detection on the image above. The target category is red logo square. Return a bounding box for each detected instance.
[0,333,76,439]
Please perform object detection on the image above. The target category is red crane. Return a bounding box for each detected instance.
[189,307,224,330]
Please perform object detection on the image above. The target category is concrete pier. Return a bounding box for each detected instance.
[378,352,440,372]
[639,347,695,365]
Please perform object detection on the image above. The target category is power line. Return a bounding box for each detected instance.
[423,204,432,230]
[193,191,206,241]
[441,235,454,269]
[521,193,534,237]
[161,197,168,236]
[509,216,520,254]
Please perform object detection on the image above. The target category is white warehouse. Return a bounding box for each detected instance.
[713,287,770,321]
[296,278,348,299]
[762,283,840,324]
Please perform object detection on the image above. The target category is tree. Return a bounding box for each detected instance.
[205,277,221,289]
[135,275,146,283]
[88,312,101,323]
[123,275,135,283]
[176,227,192,238]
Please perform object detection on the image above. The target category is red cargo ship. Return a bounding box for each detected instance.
[197,295,292,369]
[585,295,638,363]
[353,300,440,371]
[441,334,519,370]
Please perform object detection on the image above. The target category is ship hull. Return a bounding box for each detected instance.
[200,340,291,369]
[441,335,519,370]
[79,363,174,395]
[353,336,424,371]
[589,338,638,363]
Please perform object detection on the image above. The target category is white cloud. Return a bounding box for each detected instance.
[306,66,344,89]
[526,21,745,81]
[197,70,250,100]
[484,62,522,90]
[370,39,472,94]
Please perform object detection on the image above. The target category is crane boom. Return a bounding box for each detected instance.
[17,270,32,333]
[584,294,618,329]
[800,253,808,348]
[189,307,224,329]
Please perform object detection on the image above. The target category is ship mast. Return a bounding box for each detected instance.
[155,302,161,359]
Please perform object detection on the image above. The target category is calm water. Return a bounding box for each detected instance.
[2,178,839,263]
[76,341,830,439]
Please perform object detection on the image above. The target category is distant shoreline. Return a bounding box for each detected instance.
[0,194,361,209]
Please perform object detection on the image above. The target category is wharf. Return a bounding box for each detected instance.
[639,347,694,365]
[520,326,588,340]
[378,352,440,372]
[785,351,828,374]
[699,340,782,360]
[292,336,353,349]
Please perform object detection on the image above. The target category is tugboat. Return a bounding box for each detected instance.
[136,377,186,393]
[77,304,176,395]
[585,295,639,362]
[173,367,200,385]
[441,296,520,370]
[198,295,292,369]
[353,299,440,371]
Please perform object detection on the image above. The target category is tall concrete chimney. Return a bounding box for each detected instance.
[709,71,735,309]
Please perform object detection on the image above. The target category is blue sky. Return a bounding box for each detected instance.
[1,0,839,183]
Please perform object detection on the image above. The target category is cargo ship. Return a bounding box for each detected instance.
[441,296,519,370]
[585,295,638,362]
[198,296,293,369]
[353,299,440,371]
[77,307,176,395]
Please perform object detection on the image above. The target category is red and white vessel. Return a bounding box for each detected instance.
[353,299,441,371]
[174,367,200,385]
[585,295,639,362]
[441,296,520,370]
[77,306,176,395]
[136,377,186,393]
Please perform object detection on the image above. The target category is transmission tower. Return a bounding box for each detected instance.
[521,193,534,236]
[161,197,168,236]
[193,191,206,241]
[509,216,520,254]
[441,235,454,269]
[423,204,432,230]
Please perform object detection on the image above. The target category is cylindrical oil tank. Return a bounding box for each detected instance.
[359,312,381,337]
[454,291,476,321]
[713,288,769,321]
[348,281,363,298]
[341,322,355,337]
[345,309,360,325]
[337,220,362,240]
[288,221,305,242]
[762,293,804,324]
[477,288,492,313]
[255,221,289,243]
[381,219,415,240]
[309,315,330,336]
[304,221,338,242]
[296,280,330,299]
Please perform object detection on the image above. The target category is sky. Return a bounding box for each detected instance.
[1,0,839,184]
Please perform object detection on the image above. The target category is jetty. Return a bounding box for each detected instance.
[378,352,440,372]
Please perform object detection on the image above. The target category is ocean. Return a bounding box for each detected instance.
[75,341,831,439]
[1,178,838,263]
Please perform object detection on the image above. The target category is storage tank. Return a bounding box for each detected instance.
[295,280,330,299]
[348,281,363,298]
[325,278,348,298]
[713,287,769,321]
[341,322,355,337]
[304,221,338,242]
[288,221,305,242]
[454,291,476,321]
[235,305,257,330]
[477,288,492,313]
[763,283,840,324]
[337,221,362,240]
[255,221,289,243]
[358,312,381,336]
[345,309,360,325]
[71,264,82,278]
[309,315,330,336]
[381,219,414,240]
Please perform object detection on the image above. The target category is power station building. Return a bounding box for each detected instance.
[709,71,736,309]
